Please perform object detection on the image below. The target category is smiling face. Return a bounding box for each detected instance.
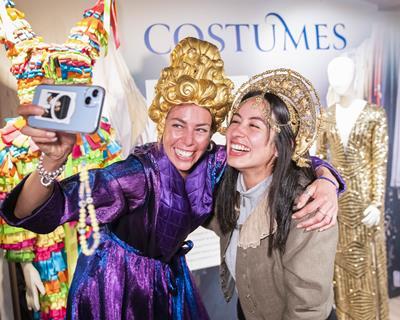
[226,97,277,183]
[162,104,213,177]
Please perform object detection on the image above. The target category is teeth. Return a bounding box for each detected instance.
[231,144,250,152]
[175,148,194,158]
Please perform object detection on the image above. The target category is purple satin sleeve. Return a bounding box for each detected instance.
[0,156,148,234]
[311,156,346,195]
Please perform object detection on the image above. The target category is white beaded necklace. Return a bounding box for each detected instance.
[37,155,101,255]
[77,164,101,256]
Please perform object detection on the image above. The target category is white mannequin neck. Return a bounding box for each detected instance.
[338,92,357,108]
[335,98,367,147]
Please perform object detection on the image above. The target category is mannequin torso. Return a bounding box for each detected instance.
[335,98,367,148]
[327,57,381,227]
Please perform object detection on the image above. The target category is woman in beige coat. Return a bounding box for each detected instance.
[211,70,339,320]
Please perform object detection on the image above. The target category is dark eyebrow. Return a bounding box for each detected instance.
[195,123,211,128]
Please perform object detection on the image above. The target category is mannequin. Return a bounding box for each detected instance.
[21,262,45,312]
[317,56,389,320]
[327,56,380,227]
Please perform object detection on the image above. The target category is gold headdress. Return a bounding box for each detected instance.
[229,69,322,167]
[149,37,234,137]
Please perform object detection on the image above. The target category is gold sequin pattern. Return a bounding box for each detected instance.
[316,104,389,320]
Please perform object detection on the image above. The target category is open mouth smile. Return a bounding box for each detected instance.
[230,143,250,152]
[174,148,195,159]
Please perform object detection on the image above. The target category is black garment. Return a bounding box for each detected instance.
[326,308,338,320]
[237,299,246,320]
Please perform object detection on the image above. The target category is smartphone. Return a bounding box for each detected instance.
[28,84,105,134]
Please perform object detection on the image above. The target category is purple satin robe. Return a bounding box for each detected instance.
[1,143,226,319]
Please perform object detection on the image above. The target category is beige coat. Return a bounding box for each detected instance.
[207,196,338,320]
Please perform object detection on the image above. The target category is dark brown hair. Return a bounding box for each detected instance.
[214,91,316,254]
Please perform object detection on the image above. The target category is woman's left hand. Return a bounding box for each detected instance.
[292,178,338,232]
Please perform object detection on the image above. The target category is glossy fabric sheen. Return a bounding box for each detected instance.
[0,143,344,319]
[1,143,226,319]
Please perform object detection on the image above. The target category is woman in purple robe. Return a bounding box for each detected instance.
[0,38,343,320]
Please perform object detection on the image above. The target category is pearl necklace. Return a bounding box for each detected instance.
[78,164,101,255]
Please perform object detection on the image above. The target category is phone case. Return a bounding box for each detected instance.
[28,84,105,134]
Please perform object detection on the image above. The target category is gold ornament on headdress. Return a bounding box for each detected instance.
[149,37,234,137]
[229,69,322,167]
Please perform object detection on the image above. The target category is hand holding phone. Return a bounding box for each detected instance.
[17,103,76,163]
[28,84,105,134]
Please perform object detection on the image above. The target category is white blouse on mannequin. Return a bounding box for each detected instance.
[335,99,366,148]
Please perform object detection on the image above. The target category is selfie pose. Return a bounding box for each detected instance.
[1,38,343,319]
[210,70,339,320]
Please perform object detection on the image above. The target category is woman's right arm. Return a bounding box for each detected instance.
[0,156,148,233]
[2,155,147,234]
[14,154,70,219]
[2,104,148,233]
[13,104,77,219]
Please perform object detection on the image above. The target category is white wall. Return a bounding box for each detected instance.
[117,0,382,97]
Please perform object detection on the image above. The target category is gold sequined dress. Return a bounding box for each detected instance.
[316,103,389,320]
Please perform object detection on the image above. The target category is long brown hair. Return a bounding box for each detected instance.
[214,91,316,254]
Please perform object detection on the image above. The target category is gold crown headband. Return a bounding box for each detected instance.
[229,69,322,167]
